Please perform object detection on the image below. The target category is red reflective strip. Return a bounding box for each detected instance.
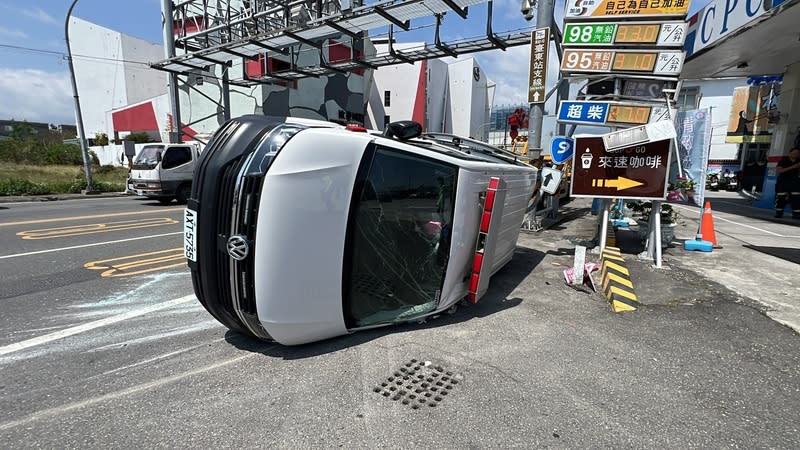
[488,177,500,190]
[467,292,477,303]
[480,211,492,233]
[472,252,484,274]
[484,189,496,211]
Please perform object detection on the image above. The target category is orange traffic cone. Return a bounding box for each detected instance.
[700,200,718,247]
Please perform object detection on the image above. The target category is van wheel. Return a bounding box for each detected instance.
[176,184,190,205]
[158,197,174,205]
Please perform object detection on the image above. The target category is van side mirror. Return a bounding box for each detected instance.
[384,121,422,141]
[156,151,163,162]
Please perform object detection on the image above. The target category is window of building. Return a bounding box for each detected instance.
[384,115,391,128]
[384,90,391,107]
[676,87,700,110]
[344,146,457,328]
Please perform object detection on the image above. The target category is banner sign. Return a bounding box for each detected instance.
[571,136,672,200]
[673,108,712,207]
[563,21,687,47]
[528,28,550,104]
[566,0,691,20]
[725,84,780,144]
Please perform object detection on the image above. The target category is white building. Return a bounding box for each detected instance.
[70,17,373,143]
[366,42,495,141]
[68,16,167,140]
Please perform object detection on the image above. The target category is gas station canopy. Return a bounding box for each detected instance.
[681,0,800,79]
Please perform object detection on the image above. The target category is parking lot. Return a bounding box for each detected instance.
[0,195,798,448]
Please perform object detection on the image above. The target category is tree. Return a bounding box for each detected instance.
[94,132,109,146]
[10,121,34,141]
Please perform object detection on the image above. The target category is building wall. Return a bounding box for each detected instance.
[366,43,425,130]
[427,59,448,132]
[682,78,748,162]
[70,17,166,138]
[446,59,474,139]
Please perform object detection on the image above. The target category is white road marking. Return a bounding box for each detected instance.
[0,353,254,431]
[0,295,196,356]
[94,338,225,378]
[672,204,800,238]
[0,232,183,260]
[0,207,183,227]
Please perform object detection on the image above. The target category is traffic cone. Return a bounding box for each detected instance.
[700,200,718,247]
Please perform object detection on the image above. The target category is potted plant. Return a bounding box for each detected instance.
[625,201,680,247]
[667,176,697,203]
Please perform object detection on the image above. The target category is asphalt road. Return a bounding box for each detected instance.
[0,197,798,448]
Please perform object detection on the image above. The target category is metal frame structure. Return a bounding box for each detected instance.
[152,0,539,143]
[154,0,535,84]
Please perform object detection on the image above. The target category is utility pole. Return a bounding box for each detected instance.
[527,0,555,154]
[162,0,182,144]
[65,0,95,193]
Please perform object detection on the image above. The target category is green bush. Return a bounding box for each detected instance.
[0,140,100,166]
[0,177,125,196]
[124,132,151,143]
[0,179,52,196]
[42,143,84,165]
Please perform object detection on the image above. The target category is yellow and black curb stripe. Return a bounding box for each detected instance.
[605,222,617,248]
[599,246,638,313]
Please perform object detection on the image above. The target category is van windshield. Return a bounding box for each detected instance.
[344,146,457,328]
[133,145,165,170]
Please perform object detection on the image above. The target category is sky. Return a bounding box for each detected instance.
[0,0,708,125]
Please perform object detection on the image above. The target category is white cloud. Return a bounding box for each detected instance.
[20,6,59,25]
[0,69,75,124]
[476,41,560,111]
[0,26,28,39]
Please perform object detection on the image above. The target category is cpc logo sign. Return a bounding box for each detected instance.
[697,0,770,51]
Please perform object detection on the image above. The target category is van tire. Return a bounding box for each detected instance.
[176,184,191,205]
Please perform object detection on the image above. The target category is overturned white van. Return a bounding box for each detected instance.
[185,115,537,345]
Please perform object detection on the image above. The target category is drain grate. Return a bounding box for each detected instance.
[373,359,462,409]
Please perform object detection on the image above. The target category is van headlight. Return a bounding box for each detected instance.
[244,124,307,176]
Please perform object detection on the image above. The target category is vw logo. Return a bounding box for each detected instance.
[226,235,250,261]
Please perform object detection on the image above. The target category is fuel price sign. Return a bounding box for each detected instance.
[561,49,684,75]
[563,22,686,47]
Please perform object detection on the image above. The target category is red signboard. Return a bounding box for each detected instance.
[570,136,671,199]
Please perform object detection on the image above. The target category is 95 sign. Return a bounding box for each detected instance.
[563,22,687,47]
[561,49,685,75]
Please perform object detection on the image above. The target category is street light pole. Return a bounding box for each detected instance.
[65,0,94,193]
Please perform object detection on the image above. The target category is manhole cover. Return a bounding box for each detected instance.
[373,359,462,409]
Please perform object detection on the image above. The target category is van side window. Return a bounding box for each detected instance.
[344,146,457,328]
[161,147,192,169]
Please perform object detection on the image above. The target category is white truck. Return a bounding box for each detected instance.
[129,142,201,204]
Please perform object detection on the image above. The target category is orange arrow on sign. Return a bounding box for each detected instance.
[591,176,644,191]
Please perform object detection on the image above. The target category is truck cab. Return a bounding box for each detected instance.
[129,143,200,204]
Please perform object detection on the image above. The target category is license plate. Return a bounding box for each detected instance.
[184,208,198,262]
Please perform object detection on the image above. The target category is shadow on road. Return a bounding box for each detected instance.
[225,247,545,359]
[743,245,800,265]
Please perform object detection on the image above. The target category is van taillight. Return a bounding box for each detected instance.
[346,124,367,132]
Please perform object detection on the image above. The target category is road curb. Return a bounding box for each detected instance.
[0,192,132,204]
[600,246,639,312]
